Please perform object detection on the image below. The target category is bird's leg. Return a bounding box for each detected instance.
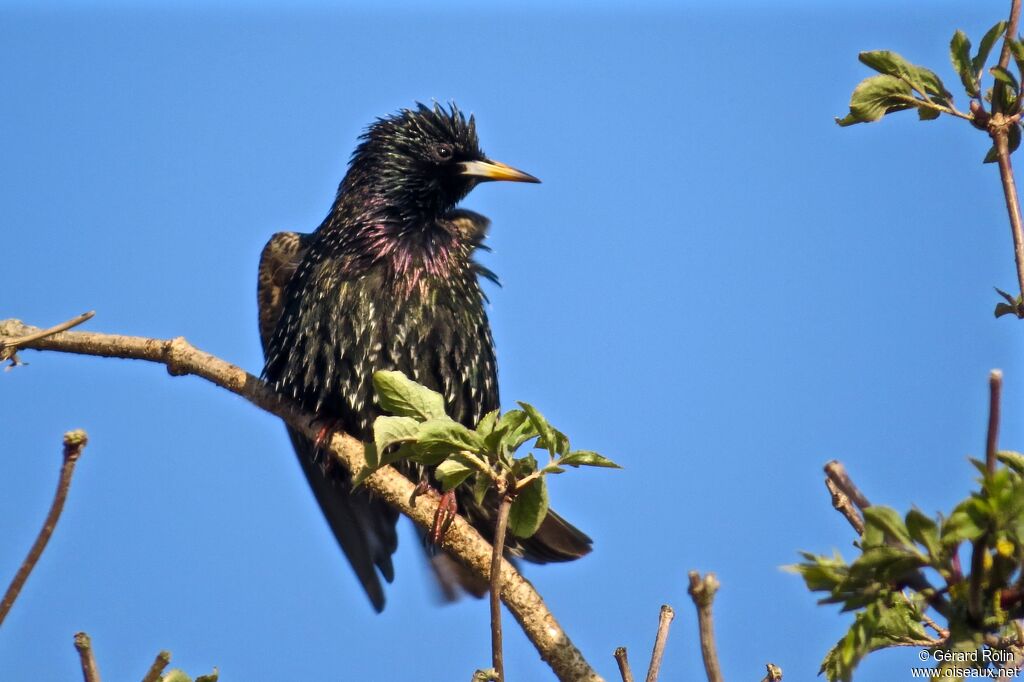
[429,490,458,548]
[410,467,432,506]
[310,417,342,450]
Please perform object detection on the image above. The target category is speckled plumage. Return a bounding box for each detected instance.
[259,104,590,612]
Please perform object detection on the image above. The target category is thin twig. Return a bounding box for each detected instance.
[0,311,94,363]
[988,370,1003,476]
[645,605,674,682]
[74,632,102,682]
[991,121,1024,310]
[999,0,1023,71]
[687,571,723,682]
[490,487,513,682]
[0,318,603,682]
[971,370,1006,622]
[992,0,1024,313]
[0,430,88,627]
[823,461,870,509]
[760,663,783,682]
[140,650,171,682]
[824,475,865,535]
[614,648,635,682]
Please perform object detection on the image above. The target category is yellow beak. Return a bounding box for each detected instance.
[460,159,541,184]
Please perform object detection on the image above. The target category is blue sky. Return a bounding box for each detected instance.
[1,2,1022,681]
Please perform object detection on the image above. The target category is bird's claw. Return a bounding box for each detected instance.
[429,490,458,548]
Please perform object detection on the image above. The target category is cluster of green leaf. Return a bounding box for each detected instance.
[839,20,1024,319]
[364,371,619,539]
[792,451,1024,682]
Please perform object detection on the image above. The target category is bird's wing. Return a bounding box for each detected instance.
[258,231,311,351]
[258,230,398,612]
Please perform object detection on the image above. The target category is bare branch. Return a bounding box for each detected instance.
[988,369,1003,476]
[824,475,865,535]
[999,0,1023,71]
[687,571,723,682]
[140,650,171,682]
[823,461,870,510]
[74,632,102,682]
[614,647,635,682]
[0,429,88,627]
[490,488,513,681]
[644,605,674,682]
[0,311,94,365]
[0,318,602,682]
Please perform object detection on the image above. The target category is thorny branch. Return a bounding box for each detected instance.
[0,317,602,682]
[0,430,88,627]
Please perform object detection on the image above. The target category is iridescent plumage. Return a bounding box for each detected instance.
[259,104,590,612]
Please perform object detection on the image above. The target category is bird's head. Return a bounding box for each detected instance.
[345,102,539,222]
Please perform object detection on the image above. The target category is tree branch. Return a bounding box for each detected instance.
[0,318,602,682]
[490,488,513,682]
[140,650,171,682]
[614,647,635,682]
[644,605,674,682]
[988,369,1003,476]
[823,460,867,535]
[74,632,102,682]
[0,429,88,627]
[687,571,723,682]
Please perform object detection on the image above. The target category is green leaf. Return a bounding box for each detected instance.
[410,419,487,465]
[942,498,989,545]
[858,50,950,99]
[974,21,1009,77]
[991,65,1020,91]
[951,29,978,96]
[788,550,849,593]
[371,415,421,469]
[994,287,1024,317]
[560,450,622,469]
[373,370,447,421]
[162,672,192,682]
[998,450,1024,474]
[194,672,219,682]
[472,471,490,506]
[1009,39,1024,89]
[508,476,549,539]
[905,509,940,559]
[494,409,539,453]
[836,75,916,127]
[819,599,931,682]
[536,427,571,459]
[418,419,485,453]
[517,402,556,457]
[436,455,475,492]
[476,409,499,439]
[513,452,539,479]
[862,506,914,548]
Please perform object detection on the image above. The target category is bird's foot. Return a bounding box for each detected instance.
[311,418,342,450]
[428,490,458,549]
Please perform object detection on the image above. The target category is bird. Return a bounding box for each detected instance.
[258,103,591,612]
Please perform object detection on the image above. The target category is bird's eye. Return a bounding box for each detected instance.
[435,144,453,160]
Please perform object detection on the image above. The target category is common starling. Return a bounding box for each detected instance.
[258,103,591,612]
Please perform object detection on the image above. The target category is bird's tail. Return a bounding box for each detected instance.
[517,509,593,564]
